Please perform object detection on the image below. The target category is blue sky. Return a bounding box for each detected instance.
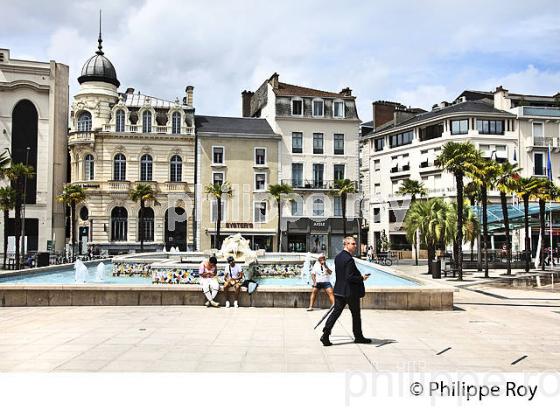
[2,0,560,119]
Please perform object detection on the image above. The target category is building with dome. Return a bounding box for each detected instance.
[0,48,69,256]
[68,33,196,254]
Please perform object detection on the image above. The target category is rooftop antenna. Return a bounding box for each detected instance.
[96,10,104,55]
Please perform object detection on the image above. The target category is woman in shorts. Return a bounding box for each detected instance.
[307,253,335,311]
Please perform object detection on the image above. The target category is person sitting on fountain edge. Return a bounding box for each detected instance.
[199,256,220,307]
[222,256,243,308]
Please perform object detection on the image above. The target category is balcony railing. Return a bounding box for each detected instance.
[534,167,548,177]
[108,181,131,191]
[281,179,358,190]
[533,136,556,147]
[162,182,188,192]
[522,106,560,118]
[68,131,95,145]
[102,124,195,135]
[390,164,410,173]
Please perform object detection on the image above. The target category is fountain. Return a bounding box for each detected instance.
[218,233,257,262]
[95,262,105,282]
[301,252,313,283]
[74,259,88,283]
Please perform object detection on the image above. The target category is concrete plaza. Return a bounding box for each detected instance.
[1,265,559,372]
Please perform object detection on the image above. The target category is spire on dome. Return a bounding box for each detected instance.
[96,10,104,55]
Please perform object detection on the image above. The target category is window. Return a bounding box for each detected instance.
[334,134,344,155]
[373,159,380,171]
[254,202,267,222]
[213,172,224,186]
[374,183,380,195]
[402,154,410,171]
[140,154,153,181]
[292,98,303,116]
[476,119,504,135]
[389,131,413,148]
[313,133,324,154]
[419,123,443,141]
[113,153,126,181]
[172,112,181,134]
[451,119,468,135]
[534,152,545,175]
[255,148,266,165]
[373,208,381,223]
[255,173,266,191]
[333,100,345,118]
[170,155,182,182]
[84,154,94,181]
[334,197,343,217]
[138,208,154,241]
[211,200,226,223]
[77,112,92,131]
[312,198,324,216]
[291,197,303,216]
[334,164,345,181]
[533,122,544,139]
[292,132,303,153]
[142,111,152,133]
[116,109,125,132]
[313,164,324,188]
[292,163,303,187]
[312,99,324,117]
[111,207,128,241]
[212,147,224,164]
[374,138,384,152]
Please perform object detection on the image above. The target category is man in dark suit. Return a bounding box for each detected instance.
[320,236,372,346]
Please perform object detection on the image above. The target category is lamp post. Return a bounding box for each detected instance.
[21,146,30,260]
[357,193,365,258]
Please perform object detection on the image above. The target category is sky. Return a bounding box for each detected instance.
[2,0,560,120]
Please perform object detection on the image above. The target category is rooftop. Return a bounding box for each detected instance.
[195,115,277,135]
[120,92,190,109]
[274,81,353,99]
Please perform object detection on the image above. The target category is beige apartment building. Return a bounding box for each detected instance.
[0,48,68,254]
[68,36,196,254]
[195,115,280,251]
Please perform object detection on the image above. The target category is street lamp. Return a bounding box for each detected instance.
[21,146,30,260]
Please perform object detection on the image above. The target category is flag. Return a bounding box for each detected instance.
[547,145,553,181]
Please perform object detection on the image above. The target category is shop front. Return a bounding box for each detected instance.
[285,218,359,257]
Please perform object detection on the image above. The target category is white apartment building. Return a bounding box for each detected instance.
[0,48,68,254]
[241,73,361,256]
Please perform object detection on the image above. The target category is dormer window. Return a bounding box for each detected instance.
[312,99,324,117]
[77,112,92,131]
[142,111,152,133]
[172,112,181,134]
[291,98,303,116]
[333,100,345,118]
[116,109,125,132]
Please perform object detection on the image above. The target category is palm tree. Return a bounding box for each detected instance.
[0,187,16,269]
[515,177,541,272]
[404,198,448,275]
[204,181,232,249]
[0,149,10,173]
[530,178,559,271]
[3,163,35,269]
[129,183,160,252]
[436,142,479,280]
[464,181,481,263]
[57,184,87,258]
[495,161,521,275]
[398,178,427,265]
[332,179,357,237]
[268,183,293,252]
[466,156,500,278]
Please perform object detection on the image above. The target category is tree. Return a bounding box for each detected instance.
[3,163,35,269]
[515,177,541,272]
[464,181,481,263]
[495,161,521,275]
[404,198,448,275]
[267,183,293,252]
[436,142,479,280]
[0,187,16,269]
[204,181,232,249]
[0,149,10,173]
[129,183,160,252]
[397,178,427,265]
[530,178,559,271]
[57,184,87,258]
[332,179,357,238]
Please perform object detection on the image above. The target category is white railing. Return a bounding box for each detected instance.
[163,182,188,192]
[108,181,130,191]
[68,131,95,145]
[101,124,195,135]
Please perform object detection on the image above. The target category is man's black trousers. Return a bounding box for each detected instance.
[322,295,363,338]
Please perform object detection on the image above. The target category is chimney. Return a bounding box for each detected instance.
[185,86,194,106]
[340,87,352,97]
[269,72,279,89]
[372,101,398,129]
[241,90,254,117]
[493,85,510,110]
[394,107,416,125]
[125,87,135,94]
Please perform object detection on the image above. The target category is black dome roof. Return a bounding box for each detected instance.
[78,36,120,87]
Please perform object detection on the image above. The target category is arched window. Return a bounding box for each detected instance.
[142,110,152,133]
[84,154,94,181]
[313,198,324,216]
[113,153,126,181]
[77,112,92,131]
[12,99,38,204]
[111,207,128,241]
[138,207,154,242]
[140,154,153,181]
[116,109,125,132]
[172,112,181,134]
[170,155,182,182]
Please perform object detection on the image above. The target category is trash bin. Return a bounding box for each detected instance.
[37,252,50,267]
[431,259,441,279]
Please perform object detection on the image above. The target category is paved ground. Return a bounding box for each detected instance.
[1,264,559,372]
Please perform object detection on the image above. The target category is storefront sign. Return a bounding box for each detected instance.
[225,222,254,229]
